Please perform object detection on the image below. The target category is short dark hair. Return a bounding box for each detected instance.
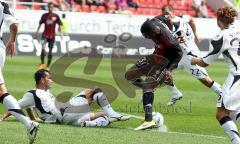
[62,13,66,18]
[162,5,173,12]
[34,69,50,85]
[141,16,170,37]
[48,2,54,7]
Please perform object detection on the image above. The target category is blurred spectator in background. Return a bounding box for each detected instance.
[191,0,202,17]
[86,0,106,6]
[192,0,208,18]
[127,0,138,9]
[117,5,132,15]
[60,14,69,35]
[115,0,128,10]
[115,0,132,15]
[106,1,118,14]
[199,0,208,18]
[74,0,82,4]
[181,0,185,5]
[57,0,71,11]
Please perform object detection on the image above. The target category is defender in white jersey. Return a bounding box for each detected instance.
[162,5,222,106]
[0,1,39,143]
[192,6,240,144]
[1,69,130,127]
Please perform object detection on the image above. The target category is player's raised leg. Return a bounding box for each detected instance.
[0,5,39,143]
[166,83,183,106]
[0,79,39,143]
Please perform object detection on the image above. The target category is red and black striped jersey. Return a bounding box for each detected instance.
[152,25,182,69]
[40,13,62,39]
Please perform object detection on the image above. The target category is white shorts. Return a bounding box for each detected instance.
[62,112,91,125]
[62,91,91,124]
[217,74,240,111]
[69,91,88,106]
[0,47,6,84]
[176,52,208,79]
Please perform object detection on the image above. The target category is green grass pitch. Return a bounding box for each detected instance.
[0,56,234,144]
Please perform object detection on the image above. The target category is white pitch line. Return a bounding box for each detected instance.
[124,113,227,140]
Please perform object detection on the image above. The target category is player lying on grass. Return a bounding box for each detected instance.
[0,69,130,127]
[125,15,183,130]
[161,5,222,106]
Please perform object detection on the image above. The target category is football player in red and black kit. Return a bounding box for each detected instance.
[34,2,62,69]
[125,15,183,130]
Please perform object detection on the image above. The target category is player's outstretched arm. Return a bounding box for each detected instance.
[6,23,18,56]
[26,108,38,121]
[189,17,201,44]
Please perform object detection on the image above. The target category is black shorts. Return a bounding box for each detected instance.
[41,35,55,49]
[135,55,169,76]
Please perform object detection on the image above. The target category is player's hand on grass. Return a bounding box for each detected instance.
[0,115,5,122]
[35,118,43,123]
[6,41,15,57]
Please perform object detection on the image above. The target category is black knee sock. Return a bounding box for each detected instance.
[40,49,46,64]
[47,53,53,67]
[143,91,154,121]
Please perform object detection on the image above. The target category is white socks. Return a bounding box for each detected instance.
[93,92,118,116]
[167,84,183,97]
[220,116,240,144]
[230,111,240,122]
[85,116,109,127]
[210,81,222,96]
[2,94,32,129]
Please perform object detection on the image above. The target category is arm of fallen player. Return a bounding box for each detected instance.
[26,108,40,122]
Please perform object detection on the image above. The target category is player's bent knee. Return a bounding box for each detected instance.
[0,93,10,103]
[216,107,230,121]
[92,87,102,95]
[0,84,8,96]
[84,87,102,99]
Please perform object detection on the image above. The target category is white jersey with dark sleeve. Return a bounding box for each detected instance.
[18,89,62,123]
[0,1,18,38]
[203,25,240,75]
[172,15,198,54]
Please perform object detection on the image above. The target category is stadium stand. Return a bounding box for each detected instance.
[7,0,216,17]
